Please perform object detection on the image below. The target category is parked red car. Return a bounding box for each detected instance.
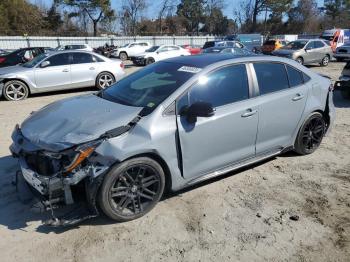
[181,44,202,55]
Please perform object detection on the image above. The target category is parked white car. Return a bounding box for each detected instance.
[54,44,94,52]
[113,42,151,61]
[131,45,191,65]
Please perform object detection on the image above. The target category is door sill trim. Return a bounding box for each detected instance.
[186,148,283,186]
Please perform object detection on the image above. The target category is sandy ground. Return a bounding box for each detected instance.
[0,62,349,262]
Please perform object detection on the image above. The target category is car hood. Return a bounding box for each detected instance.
[0,65,32,76]
[21,94,142,152]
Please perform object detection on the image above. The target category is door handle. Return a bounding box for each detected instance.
[241,109,258,118]
[89,67,95,70]
[292,94,304,101]
[62,69,69,72]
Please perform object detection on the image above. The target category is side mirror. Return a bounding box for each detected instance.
[40,61,50,68]
[181,101,215,123]
[156,51,159,54]
[305,47,311,52]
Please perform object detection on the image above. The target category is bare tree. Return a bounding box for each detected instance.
[121,0,146,36]
[158,0,174,34]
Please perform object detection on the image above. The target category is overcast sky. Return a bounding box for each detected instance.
[30,0,326,19]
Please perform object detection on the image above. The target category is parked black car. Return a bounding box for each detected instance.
[0,47,45,68]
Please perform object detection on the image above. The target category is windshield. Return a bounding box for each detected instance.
[282,40,308,50]
[21,53,48,68]
[101,62,196,108]
[145,46,159,52]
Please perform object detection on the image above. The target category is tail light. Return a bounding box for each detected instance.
[120,62,124,69]
[0,57,6,63]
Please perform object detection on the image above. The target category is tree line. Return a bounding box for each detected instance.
[0,0,349,37]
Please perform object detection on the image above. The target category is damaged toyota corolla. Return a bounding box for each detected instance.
[10,54,335,226]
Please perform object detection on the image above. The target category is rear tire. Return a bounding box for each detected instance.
[2,80,29,101]
[320,55,330,67]
[96,72,115,89]
[145,57,155,65]
[294,112,326,155]
[98,157,165,222]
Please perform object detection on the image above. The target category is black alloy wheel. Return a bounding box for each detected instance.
[294,112,326,155]
[99,157,165,222]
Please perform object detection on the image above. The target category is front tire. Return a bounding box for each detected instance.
[119,52,128,61]
[294,112,326,155]
[96,72,115,89]
[296,57,304,65]
[98,157,165,222]
[3,80,29,101]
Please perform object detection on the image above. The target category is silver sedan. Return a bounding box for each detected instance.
[0,50,125,101]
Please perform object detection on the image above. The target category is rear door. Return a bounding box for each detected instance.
[34,53,71,90]
[167,46,182,58]
[252,62,308,154]
[70,52,99,88]
[177,64,259,180]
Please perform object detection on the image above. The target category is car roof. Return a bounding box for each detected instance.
[164,54,258,67]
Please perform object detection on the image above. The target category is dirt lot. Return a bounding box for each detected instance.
[0,62,349,262]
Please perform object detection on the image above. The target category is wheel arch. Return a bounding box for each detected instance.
[2,78,31,94]
[124,152,173,193]
[96,71,116,84]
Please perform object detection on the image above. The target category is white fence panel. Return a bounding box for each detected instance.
[0,36,217,50]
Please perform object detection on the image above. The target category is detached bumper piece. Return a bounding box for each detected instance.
[14,169,104,227]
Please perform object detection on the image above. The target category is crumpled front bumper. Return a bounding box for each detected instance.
[10,127,109,226]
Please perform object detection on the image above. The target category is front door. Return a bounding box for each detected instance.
[177,64,258,180]
[304,41,318,63]
[252,62,308,154]
[34,53,71,91]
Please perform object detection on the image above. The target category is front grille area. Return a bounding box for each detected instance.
[24,152,59,176]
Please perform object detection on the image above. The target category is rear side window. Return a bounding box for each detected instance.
[286,65,304,87]
[189,64,249,108]
[72,53,94,64]
[303,72,311,82]
[253,63,289,95]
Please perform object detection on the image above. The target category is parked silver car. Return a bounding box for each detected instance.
[334,42,350,62]
[11,54,335,226]
[0,51,125,101]
[272,39,333,66]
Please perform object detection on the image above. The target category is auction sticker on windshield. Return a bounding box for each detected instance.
[178,66,202,73]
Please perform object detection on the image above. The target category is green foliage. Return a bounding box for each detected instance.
[176,0,205,35]
[0,0,46,35]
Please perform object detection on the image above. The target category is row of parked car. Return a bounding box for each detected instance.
[1,36,349,101]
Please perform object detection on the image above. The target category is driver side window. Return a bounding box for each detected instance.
[43,53,70,67]
[188,64,249,108]
[158,47,169,52]
[305,41,315,50]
